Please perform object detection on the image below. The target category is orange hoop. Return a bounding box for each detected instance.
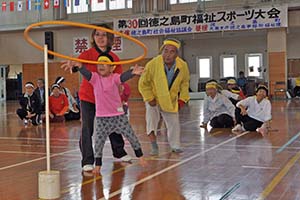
[24,21,148,65]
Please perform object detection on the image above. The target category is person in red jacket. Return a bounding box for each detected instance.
[62,24,130,172]
[120,82,131,115]
[49,84,69,123]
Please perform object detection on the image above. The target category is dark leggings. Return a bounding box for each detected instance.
[294,86,300,97]
[64,110,80,121]
[235,108,263,131]
[210,113,234,128]
[16,108,40,126]
[80,100,127,167]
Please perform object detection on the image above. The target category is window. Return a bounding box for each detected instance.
[91,0,106,11]
[67,0,71,13]
[198,57,212,79]
[245,53,263,77]
[170,0,211,4]
[127,0,132,8]
[69,0,132,13]
[109,0,125,10]
[72,0,88,13]
[220,55,237,78]
[179,0,197,3]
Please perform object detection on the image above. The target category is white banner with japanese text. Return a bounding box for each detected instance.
[113,5,288,37]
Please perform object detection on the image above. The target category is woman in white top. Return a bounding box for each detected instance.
[201,81,235,129]
[232,85,271,136]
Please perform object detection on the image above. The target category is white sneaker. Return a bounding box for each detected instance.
[120,155,132,162]
[82,164,94,172]
[232,124,244,132]
[23,119,28,125]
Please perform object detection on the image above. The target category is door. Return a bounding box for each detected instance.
[0,66,6,101]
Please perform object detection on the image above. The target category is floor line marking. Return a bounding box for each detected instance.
[0,149,78,171]
[0,150,46,155]
[0,136,79,142]
[276,131,300,153]
[278,165,300,200]
[258,150,300,200]
[219,183,240,200]
[98,131,250,200]
[242,165,280,170]
[61,129,231,195]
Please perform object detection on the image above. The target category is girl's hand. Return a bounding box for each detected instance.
[61,57,82,73]
[131,64,144,75]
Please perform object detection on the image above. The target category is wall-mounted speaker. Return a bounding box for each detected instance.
[45,31,54,59]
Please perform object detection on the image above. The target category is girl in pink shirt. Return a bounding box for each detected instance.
[66,53,146,174]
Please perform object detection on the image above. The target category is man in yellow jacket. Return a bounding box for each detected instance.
[138,38,190,155]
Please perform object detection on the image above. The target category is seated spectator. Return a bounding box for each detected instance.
[221,78,246,105]
[294,75,300,97]
[16,82,41,126]
[34,78,46,113]
[55,76,80,121]
[237,71,247,94]
[232,85,271,136]
[200,81,235,129]
[49,84,69,123]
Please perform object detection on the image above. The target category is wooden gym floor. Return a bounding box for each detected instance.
[0,99,300,200]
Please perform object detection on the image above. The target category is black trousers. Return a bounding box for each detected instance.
[65,110,80,121]
[210,113,234,128]
[16,108,40,126]
[235,108,263,131]
[294,86,300,97]
[80,101,127,167]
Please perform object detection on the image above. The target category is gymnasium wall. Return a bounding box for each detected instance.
[0,28,158,64]
[183,33,267,78]
[22,63,80,96]
[287,28,300,59]
[1,8,300,100]
[22,58,151,98]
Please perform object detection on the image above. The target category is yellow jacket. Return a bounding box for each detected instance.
[138,55,190,113]
[296,77,300,87]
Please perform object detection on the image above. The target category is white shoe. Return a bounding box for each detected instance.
[82,164,94,172]
[120,155,132,162]
[256,127,268,136]
[232,124,244,132]
[23,119,28,125]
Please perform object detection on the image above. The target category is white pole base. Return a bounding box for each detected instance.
[38,170,60,199]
